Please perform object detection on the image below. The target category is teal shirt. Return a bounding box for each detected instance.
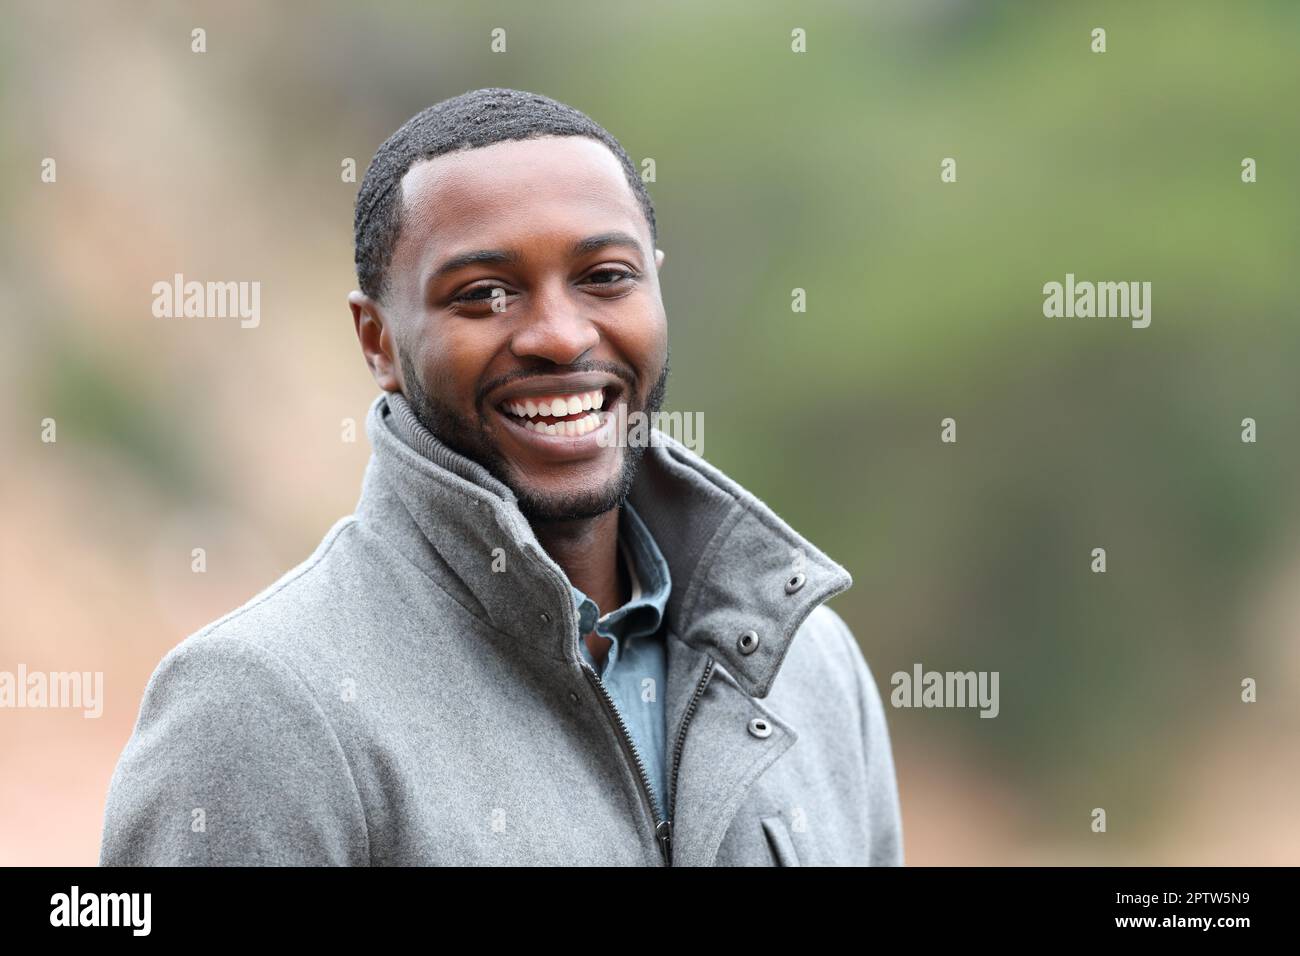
[569,503,673,817]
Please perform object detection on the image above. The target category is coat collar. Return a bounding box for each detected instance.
[356,390,852,700]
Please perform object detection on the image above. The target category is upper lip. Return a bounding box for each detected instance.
[490,373,624,409]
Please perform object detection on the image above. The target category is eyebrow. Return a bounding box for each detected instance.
[570,230,644,259]
[428,231,645,284]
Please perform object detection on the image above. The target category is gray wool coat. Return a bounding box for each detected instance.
[99,391,904,866]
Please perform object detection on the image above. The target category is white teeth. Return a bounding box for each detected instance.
[519,412,604,436]
[502,388,610,420]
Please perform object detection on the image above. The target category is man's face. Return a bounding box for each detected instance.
[358,135,668,523]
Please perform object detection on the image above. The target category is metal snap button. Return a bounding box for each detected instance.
[539,612,551,624]
[784,572,806,594]
[568,691,580,705]
[737,630,760,655]
[748,717,773,739]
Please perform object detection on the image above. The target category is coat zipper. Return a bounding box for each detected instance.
[580,655,714,866]
[668,658,714,824]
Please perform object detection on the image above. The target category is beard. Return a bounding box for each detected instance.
[398,348,670,524]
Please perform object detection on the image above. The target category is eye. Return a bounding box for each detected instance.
[451,283,512,308]
[584,268,639,288]
[454,283,507,302]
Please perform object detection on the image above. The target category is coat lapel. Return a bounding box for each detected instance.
[663,636,799,866]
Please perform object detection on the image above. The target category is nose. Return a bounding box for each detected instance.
[507,280,600,365]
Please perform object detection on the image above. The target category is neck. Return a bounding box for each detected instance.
[532,508,626,617]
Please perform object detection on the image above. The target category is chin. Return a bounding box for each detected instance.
[509,471,630,523]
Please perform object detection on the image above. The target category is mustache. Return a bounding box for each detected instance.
[476,360,639,410]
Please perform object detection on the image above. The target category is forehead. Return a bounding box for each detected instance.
[395,136,649,265]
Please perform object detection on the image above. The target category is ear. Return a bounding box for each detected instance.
[654,248,665,271]
[349,290,402,391]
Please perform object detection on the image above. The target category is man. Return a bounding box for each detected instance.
[99,88,903,866]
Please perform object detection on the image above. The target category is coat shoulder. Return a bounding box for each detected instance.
[100,571,371,865]
[170,512,437,679]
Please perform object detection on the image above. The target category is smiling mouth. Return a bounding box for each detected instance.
[495,385,620,438]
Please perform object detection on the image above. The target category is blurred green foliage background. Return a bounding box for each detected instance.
[2,0,1297,864]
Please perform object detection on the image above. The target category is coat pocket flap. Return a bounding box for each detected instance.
[761,815,801,867]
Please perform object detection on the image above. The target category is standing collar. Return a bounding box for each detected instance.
[358,389,852,700]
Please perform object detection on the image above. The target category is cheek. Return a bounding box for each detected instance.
[638,314,669,378]
[614,304,667,364]
[415,324,495,405]
[653,320,669,360]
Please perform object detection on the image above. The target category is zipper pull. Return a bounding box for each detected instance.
[655,820,673,866]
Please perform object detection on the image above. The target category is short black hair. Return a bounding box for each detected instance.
[354,87,658,302]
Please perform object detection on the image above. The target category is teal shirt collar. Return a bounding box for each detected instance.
[570,502,671,644]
